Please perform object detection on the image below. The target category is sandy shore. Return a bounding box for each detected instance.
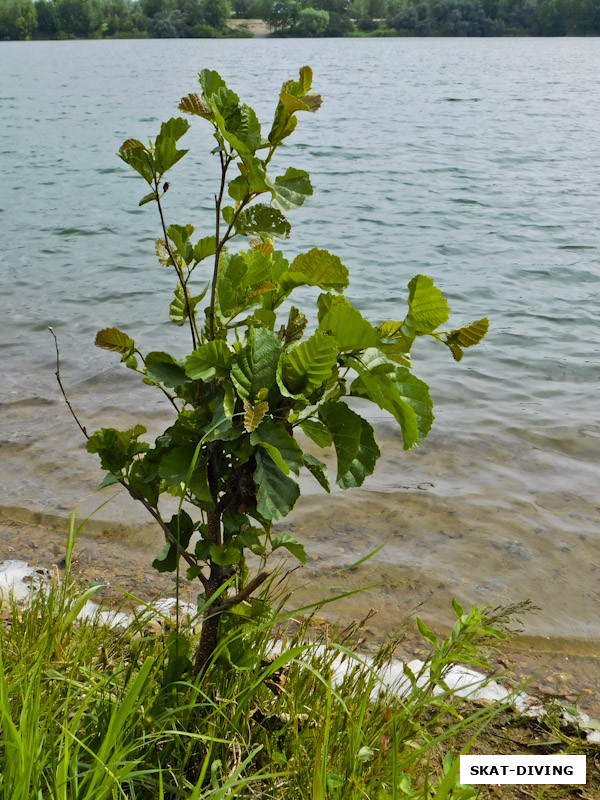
[226,18,272,37]
[1,510,598,717]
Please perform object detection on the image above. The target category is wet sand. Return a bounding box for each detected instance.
[2,510,598,717]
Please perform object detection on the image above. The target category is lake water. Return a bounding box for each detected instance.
[1,38,599,649]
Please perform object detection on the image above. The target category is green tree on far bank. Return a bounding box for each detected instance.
[1,0,599,44]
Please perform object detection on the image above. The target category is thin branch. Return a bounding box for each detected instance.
[154,177,199,350]
[49,327,88,439]
[123,480,210,593]
[208,151,232,340]
[211,570,271,614]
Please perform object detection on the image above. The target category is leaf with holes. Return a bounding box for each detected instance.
[235,204,291,239]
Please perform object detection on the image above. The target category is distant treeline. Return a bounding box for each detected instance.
[1,0,599,40]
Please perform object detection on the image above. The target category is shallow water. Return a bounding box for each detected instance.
[1,37,599,647]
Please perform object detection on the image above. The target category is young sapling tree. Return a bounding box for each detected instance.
[81,67,489,674]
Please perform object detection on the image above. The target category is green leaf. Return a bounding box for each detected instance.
[452,598,465,618]
[318,402,360,479]
[271,532,307,564]
[319,403,379,490]
[203,396,243,443]
[184,340,233,382]
[228,174,249,202]
[95,327,135,354]
[268,66,322,146]
[378,319,415,353]
[378,336,412,367]
[303,453,330,493]
[250,419,303,477]
[299,418,332,449]
[281,249,349,293]
[118,145,154,185]
[157,446,212,503]
[254,451,300,521]
[236,104,262,153]
[199,68,227,98]
[99,473,120,489]
[167,224,194,264]
[278,331,338,398]
[86,425,148,474]
[256,442,290,476]
[318,402,379,489]
[406,275,450,334]
[139,191,157,207]
[154,135,188,174]
[338,415,379,490]
[231,327,283,403]
[318,297,379,352]
[144,351,190,387]
[193,236,217,263]
[416,617,438,646]
[169,283,208,326]
[217,252,247,318]
[349,360,434,450]
[441,317,489,362]
[235,204,291,239]
[159,117,190,141]
[222,206,236,225]
[270,167,312,212]
[152,511,194,573]
[210,543,241,566]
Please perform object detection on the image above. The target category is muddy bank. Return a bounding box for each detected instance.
[1,511,598,717]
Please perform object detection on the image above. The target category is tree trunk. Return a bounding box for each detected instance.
[193,508,224,675]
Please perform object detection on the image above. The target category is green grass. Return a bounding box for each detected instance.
[0,577,525,800]
[0,511,529,799]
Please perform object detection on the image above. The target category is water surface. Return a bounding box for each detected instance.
[1,37,599,646]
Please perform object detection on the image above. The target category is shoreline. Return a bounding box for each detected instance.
[2,512,599,717]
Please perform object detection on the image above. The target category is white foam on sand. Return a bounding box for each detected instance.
[1,559,598,742]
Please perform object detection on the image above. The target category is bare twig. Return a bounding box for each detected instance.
[154,175,199,350]
[48,327,88,439]
[208,151,232,340]
[211,570,271,614]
